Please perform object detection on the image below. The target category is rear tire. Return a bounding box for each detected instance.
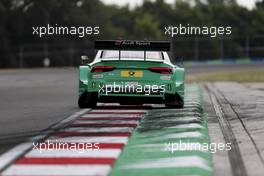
[165,93,184,109]
[119,102,143,106]
[78,91,97,108]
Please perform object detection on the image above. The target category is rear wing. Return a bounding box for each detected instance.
[95,40,170,51]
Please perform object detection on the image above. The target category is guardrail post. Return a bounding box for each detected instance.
[194,36,199,60]
[69,43,74,66]
[220,38,224,59]
[19,46,24,68]
[245,36,249,58]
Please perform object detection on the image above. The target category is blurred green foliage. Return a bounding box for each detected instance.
[0,0,264,67]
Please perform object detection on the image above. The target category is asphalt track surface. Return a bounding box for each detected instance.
[185,63,264,74]
[205,82,264,176]
[0,69,78,154]
[0,63,264,175]
[0,86,212,176]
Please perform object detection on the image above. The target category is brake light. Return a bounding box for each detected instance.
[148,67,172,74]
[91,66,115,73]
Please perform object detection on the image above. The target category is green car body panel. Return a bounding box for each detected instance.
[78,40,185,108]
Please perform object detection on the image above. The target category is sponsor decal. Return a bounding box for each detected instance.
[160,75,171,80]
[93,74,103,79]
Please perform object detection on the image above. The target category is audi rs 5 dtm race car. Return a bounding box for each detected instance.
[78,40,185,108]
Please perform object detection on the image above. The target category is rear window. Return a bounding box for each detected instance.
[101,50,163,60]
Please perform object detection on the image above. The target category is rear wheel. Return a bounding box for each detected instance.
[165,93,184,109]
[78,91,97,108]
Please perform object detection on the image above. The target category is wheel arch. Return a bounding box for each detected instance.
[174,67,185,100]
[79,65,90,96]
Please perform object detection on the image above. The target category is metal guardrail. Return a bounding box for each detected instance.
[1,35,264,68]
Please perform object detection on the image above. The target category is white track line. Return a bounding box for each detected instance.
[26,149,121,158]
[72,120,139,124]
[163,116,201,122]
[168,123,205,129]
[47,136,129,144]
[52,109,90,130]
[61,127,134,133]
[0,109,90,172]
[132,143,209,153]
[0,143,32,171]
[165,131,204,139]
[142,132,205,143]
[81,114,143,118]
[2,165,111,176]
[121,156,212,171]
[1,108,145,176]
[90,109,147,113]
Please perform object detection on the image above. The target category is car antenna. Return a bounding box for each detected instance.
[118,37,122,60]
[143,38,148,61]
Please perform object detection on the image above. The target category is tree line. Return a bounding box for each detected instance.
[0,0,264,67]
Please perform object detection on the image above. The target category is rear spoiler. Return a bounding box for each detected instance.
[95,40,170,51]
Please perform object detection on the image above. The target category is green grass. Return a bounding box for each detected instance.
[186,69,264,83]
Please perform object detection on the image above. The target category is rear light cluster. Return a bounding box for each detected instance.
[91,66,115,73]
[91,66,172,74]
[148,67,172,74]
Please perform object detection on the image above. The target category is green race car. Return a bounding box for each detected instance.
[78,40,185,108]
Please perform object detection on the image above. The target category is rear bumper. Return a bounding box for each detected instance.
[98,95,164,104]
[80,80,184,102]
[99,86,165,97]
[98,92,183,104]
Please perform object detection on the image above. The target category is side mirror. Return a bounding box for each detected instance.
[81,55,92,65]
[175,56,183,67]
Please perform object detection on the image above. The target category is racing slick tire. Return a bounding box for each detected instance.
[78,91,97,108]
[165,93,184,109]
